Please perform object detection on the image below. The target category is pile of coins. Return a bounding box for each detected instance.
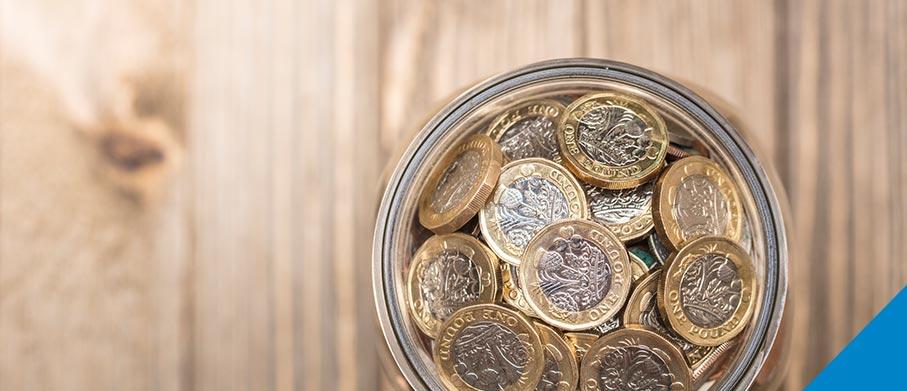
[408,92,757,391]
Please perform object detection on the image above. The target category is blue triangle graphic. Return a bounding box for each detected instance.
[807,286,907,390]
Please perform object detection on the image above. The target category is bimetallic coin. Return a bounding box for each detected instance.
[434,304,544,391]
[535,323,579,391]
[653,156,743,251]
[584,180,655,242]
[419,134,503,233]
[407,234,499,338]
[557,92,669,189]
[648,233,671,264]
[502,264,537,318]
[479,158,588,266]
[519,219,632,331]
[622,270,714,366]
[579,327,691,391]
[486,100,565,162]
[659,237,756,346]
[564,332,599,364]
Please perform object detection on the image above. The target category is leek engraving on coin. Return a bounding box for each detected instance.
[577,105,653,167]
[430,150,482,214]
[419,249,482,320]
[453,322,529,390]
[538,234,612,312]
[500,116,560,161]
[674,175,729,238]
[680,254,742,327]
[595,343,672,391]
[498,177,570,248]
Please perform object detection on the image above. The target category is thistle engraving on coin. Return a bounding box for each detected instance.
[595,343,673,391]
[418,249,482,320]
[452,322,529,390]
[673,175,729,239]
[576,105,653,167]
[500,116,560,161]
[680,254,742,328]
[430,150,482,214]
[498,176,570,248]
[537,234,612,313]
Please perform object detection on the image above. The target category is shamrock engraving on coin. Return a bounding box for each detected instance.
[486,100,565,162]
[557,92,668,189]
[502,264,537,318]
[622,270,713,366]
[653,156,743,251]
[579,327,691,391]
[584,180,655,242]
[419,134,503,233]
[480,158,588,266]
[519,219,631,331]
[659,237,756,346]
[407,233,499,338]
[434,304,544,391]
[535,323,579,391]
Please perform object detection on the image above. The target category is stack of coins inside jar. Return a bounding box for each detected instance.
[404,87,762,391]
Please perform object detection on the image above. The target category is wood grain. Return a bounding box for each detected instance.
[0,0,904,390]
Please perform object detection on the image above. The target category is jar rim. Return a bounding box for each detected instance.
[372,58,790,390]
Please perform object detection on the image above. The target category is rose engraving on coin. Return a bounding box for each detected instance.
[487,100,565,162]
[418,249,482,320]
[537,234,612,313]
[498,176,570,248]
[452,322,529,390]
[480,158,588,266]
[430,150,482,214]
[673,174,730,239]
[576,104,653,167]
[680,254,742,328]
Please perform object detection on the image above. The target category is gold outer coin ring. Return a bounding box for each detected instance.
[535,322,579,391]
[485,99,566,161]
[556,92,669,189]
[519,219,632,331]
[501,263,538,318]
[432,304,544,391]
[579,326,691,391]
[418,134,503,234]
[479,158,588,266]
[657,236,757,347]
[652,155,743,251]
[406,233,500,338]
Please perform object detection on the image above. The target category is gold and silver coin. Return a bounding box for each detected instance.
[658,236,756,346]
[622,270,713,366]
[653,156,743,251]
[534,323,579,391]
[419,134,503,233]
[479,158,588,266]
[434,304,544,391]
[519,219,632,331]
[486,100,565,162]
[407,233,499,338]
[557,92,669,189]
[584,180,655,242]
[501,264,537,318]
[579,326,691,391]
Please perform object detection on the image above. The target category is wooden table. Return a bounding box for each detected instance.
[1,0,904,390]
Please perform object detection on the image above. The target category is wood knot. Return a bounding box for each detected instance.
[101,131,165,172]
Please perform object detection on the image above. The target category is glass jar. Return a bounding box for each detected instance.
[372,58,791,390]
